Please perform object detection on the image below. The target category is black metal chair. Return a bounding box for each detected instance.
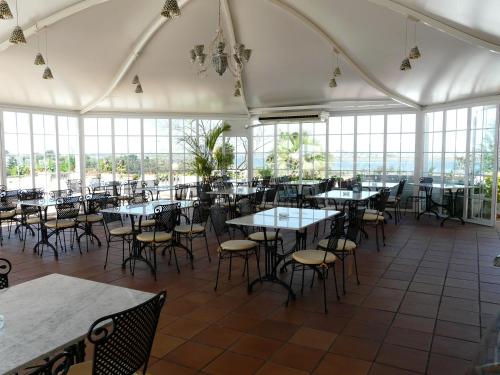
[319,202,365,295]
[66,291,166,375]
[362,188,391,252]
[386,179,406,224]
[43,196,82,256]
[174,184,189,200]
[102,198,133,269]
[259,188,276,210]
[50,189,72,199]
[76,193,108,251]
[0,190,19,246]
[18,189,45,251]
[174,201,211,263]
[136,203,179,279]
[0,257,12,289]
[67,179,83,195]
[405,177,433,217]
[287,215,342,314]
[27,352,73,375]
[210,205,261,291]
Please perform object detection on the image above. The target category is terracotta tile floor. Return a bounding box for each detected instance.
[2,215,499,374]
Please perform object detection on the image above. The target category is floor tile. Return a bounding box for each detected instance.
[330,335,381,361]
[166,342,223,370]
[376,343,428,373]
[427,353,471,375]
[151,333,185,358]
[256,362,309,375]
[315,353,371,375]
[203,351,264,375]
[229,334,284,360]
[384,327,432,351]
[271,343,324,372]
[148,359,197,375]
[289,326,337,351]
[431,335,479,361]
[192,325,243,349]
[250,319,299,341]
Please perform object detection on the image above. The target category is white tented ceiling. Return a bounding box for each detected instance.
[0,0,498,114]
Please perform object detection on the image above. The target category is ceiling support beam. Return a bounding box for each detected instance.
[268,0,421,110]
[369,0,500,55]
[0,0,111,52]
[220,0,250,116]
[81,0,193,114]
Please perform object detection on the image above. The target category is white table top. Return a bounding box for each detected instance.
[19,195,83,208]
[314,190,379,201]
[282,180,323,186]
[361,182,398,189]
[206,187,264,196]
[101,200,193,216]
[409,183,471,190]
[142,185,176,192]
[226,207,340,230]
[0,274,154,375]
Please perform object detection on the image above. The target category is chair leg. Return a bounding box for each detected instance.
[254,248,262,280]
[204,234,211,262]
[353,250,360,285]
[245,251,250,291]
[332,265,340,301]
[342,257,346,295]
[214,254,222,291]
[104,239,111,269]
[152,245,157,281]
[381,222,386,246]
[375,225,380,252]
[286,263,295,307]
[301,264,305,295]
[172,246,180,273]
[228,253,233,280]
[322,268,328,314]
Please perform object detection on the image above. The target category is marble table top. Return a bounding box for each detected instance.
[101,200,193,216]
[226,207,340,230]
[206,187,265,196]
[313,190,379,201]
[0,274,154,375]
[361,182,398,189]
[282,180,323,186]
[409,182,472,190]
[18,195,83,208]
[141,185,176,193]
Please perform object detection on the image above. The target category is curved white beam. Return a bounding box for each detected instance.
[369,0,500,54]
[220,0,250,116]
[81,0,193,114]
[0,0,111,52]
[268,0,421,109]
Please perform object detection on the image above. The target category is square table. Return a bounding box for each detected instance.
[206,187,264,197]
[408,183,471,226]
[361,181,398,190]
[0,274,153,375]
[141,185,176,200]
[101,200,194,277]
[314,190,379,202]
[226,207,340,298]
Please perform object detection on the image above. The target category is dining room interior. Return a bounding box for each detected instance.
[1,0,500,374]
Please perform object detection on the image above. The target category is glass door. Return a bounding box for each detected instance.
[467,105,497,226]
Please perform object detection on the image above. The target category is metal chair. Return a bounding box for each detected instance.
[0,257,12,289]
[287,215,342,314]
[102,198,133,269]
[18,189,44,251]
[405,177,433,217]
[76,193,108,251]
[0,190,19,246]
[174,201,211,263]
[66,291,166,375]
[210,205,261,291]
[362,188,391,252]
[27,352,73,375]
[136,203,179,279]
[386,179,406,224]
[43,197,82,256]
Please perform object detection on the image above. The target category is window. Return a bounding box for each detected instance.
[32,114,58,191]
[252,124,275,178]
[276,123,300,178]
[171,119,196,184]
[386,114,416,179]
[3,112,32,189]
[114,118,141,181]
[423,111,444,182]
[58,116,80,188]
[302,122,327,179]
[143,119,170,184]
[226,136,248,180]
[328,116,354,179]
[444,109,467,183]
[356,115,384,178]
[84,118,112,183]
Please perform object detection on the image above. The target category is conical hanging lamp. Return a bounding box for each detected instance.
[400,19,411,71]
[34,31,45,65]
[409,20,421,60]
[0,0,13,19]
[9,0,25,44]
[135,84,143,94]
[333,51,341,77]
[42,28,54,79]
[132,75,140,85]
[161,0,180,19]
[329,78,337,88]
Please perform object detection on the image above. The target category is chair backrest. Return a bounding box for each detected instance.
[418,177,433,192]
[209,205,229,243]
[128,192,148,204]
[374,188,391,212]
[322,214,345,261]
[50,189,71,199]
[85,193,109,215]
[346,203,365,244]
[102,198,122,227]
[19,189,43,215]
[237,198,253,216]
[55,197,81,220]
[153,203,178,239]
[0,185,6,192]
[264,188,276,204]
[27,351,72,375]
[0,257,12,289]
[395,179,406,197]
[66,179,82,194]
[191,201,210,227]
[174,184,188,200]
[87,291,166,375]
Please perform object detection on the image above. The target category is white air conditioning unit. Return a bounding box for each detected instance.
[256,111,329,124]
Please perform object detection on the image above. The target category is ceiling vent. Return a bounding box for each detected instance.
[256,111,329,124]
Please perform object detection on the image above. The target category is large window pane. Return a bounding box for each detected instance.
[3,112,32,189]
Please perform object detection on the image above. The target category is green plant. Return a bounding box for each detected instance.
[182,121,232,183]
[214,142,234,172]
[256,167,273,178]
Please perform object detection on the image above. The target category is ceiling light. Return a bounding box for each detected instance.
[400,18,411,72]
[132,75,140,85]
[0,0,13,19]
[135,84,143,94]
[190,0,252,81]
[34,52,45,65]
[409,20,421,60]
[42,66,54,80]
[9,1,25,44]
[400,57,411,71]
[161,0,180,19]
[329,78,337,88]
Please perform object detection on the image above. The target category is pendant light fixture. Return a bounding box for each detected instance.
[9,0,25,44]
[0,0,13,19]
[132,75,140,85]
[409,18,421,60]
[34,29,46,66]
[42,28,54,79]
[333,51,341,77]
[233,80,241,97]
[328,48,340,88]
[161,0,180,19]
[135,84,143,94]
[133,52,143,93]
[400,19,411,71]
